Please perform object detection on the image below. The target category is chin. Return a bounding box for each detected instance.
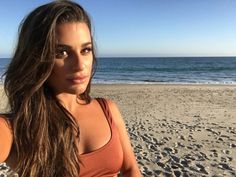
[72,83,89,95]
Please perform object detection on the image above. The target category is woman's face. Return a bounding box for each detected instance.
[47,22,93,96]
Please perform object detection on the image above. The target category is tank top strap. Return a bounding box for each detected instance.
[96,98,113,125]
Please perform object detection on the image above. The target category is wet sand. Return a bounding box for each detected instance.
[1,84,236,176]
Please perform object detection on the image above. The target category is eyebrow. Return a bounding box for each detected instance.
[56,42,92,49]
[56,44,71,50]
[81,42,92,47]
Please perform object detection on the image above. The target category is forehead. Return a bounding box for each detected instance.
[55,22,91,44]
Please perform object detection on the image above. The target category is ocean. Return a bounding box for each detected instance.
[0,57,236,84]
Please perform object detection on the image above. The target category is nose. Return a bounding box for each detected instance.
[72,52,85,71]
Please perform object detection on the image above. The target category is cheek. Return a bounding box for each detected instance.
[48,62,67,81]
[51,66,64,78]
[85,59,93,73]
[54,59,70,73]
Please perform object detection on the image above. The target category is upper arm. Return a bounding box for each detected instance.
[0,116,13,163]
[107,100,141,176]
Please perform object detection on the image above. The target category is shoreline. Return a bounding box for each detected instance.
[92,82,236,86]
[1,82,236,86]
[92,83,236,87]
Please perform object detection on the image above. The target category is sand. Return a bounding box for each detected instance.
[1,84,236,177]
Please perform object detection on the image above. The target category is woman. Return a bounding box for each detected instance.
[0,1,141,176]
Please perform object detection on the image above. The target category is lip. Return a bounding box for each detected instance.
[67,75,88,84]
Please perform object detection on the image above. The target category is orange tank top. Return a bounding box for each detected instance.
[79,98,123,177]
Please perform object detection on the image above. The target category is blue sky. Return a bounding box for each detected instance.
[0,0,236,57]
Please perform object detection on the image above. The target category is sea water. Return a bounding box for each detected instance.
[1,57,236,84]
[94,57,236,84]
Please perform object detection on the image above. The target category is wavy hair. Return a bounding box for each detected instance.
[3,1,96,176]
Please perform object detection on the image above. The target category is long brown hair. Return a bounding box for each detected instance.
[4,1,96,176]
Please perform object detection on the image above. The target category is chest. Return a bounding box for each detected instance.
[73,105,112,155]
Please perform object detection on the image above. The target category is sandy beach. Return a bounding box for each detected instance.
[1,84,236,176]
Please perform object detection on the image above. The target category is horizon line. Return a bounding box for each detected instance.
[1,55,236,59]
[98,55,236,58]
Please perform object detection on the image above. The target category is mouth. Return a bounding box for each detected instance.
[67,75,89,84]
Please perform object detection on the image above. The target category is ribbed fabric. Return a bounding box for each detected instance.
[79,98,123,177]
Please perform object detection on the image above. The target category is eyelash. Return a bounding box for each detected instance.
[55,49,68,59]
[55,47,92,59]
[81,47,93,55]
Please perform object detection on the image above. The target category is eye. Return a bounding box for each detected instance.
[81,47,93,55]
[55,49,69,59]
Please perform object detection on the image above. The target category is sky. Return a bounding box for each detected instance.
[0,0,236,58]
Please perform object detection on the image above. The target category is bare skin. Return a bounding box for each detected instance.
[0,117,13,163]
[0,22,141,176]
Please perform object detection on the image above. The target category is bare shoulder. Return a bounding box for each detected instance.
[105,99,119,111]
[105,99,123,125]
[0,115,13,163]
[105,99,142,175]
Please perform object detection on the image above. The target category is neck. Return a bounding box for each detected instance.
[55,93,86,112]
